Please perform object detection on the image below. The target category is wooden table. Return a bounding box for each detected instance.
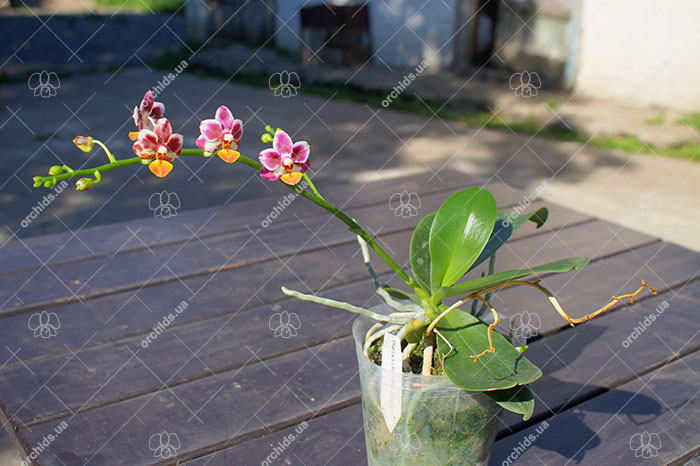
[1,172,698,466]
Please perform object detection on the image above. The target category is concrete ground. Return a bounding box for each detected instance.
[192,42,700,150]
[0,68,699,255]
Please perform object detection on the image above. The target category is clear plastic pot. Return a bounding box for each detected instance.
[353,314,501,466]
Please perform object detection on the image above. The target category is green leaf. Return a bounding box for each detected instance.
[429,188,497,289]
[436,256,590,301]
[468,207,550,273]
[497,206,548,232]
[436,309,542,391]
[410,212,436,293]
[483,385,535,420]
[468,219,512,273]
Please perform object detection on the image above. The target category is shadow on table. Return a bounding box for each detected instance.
[529,383,663,464]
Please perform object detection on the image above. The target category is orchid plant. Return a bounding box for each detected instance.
[31,91,656,420]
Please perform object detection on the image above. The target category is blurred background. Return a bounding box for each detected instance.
[1,0,700,462]
[1,0,699,245]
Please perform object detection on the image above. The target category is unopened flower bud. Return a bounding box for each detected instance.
[75,177,94,191]
[48,165,63,175]
[43,179,56,189]
[33,176,43,188]
[261,133,273,143]
[73,135,94,153]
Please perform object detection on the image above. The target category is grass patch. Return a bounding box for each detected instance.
[95,0,183,13]
[544,97,559,109]
[677,114,700,132]
[170,56,700,162]
[644,113,665,125]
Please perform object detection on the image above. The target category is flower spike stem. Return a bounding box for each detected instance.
[303,173,323,199]
[93,140,117,163]
[31,147,422,296]
[33,157,142,187]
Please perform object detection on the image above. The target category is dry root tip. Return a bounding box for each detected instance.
[557,279,657,326]
[469,297,500,362]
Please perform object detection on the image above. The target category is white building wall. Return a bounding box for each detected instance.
[575,1,700,111]
[275,0,358,53]
[275,0,458,70]
[368,0,457,70]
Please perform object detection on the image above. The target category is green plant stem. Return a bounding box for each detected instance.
[93,140,117,163]
[185,149,424,296]
[33,157,143,185]
[34,148,422,296]
[302,173,323,199]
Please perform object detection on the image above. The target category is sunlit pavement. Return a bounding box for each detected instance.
[1,69,699,253]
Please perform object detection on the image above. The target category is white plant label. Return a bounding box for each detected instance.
[381,332,402,433]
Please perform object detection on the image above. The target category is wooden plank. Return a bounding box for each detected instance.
[11,337,363,466]
[0,201,598,364]
[0,182,558,314]
[179,280,700,465]
[182,404,366,466]
[489,350,700,465]
[0,172,476,274]
[0,221,660,429]
[0,222,660,425]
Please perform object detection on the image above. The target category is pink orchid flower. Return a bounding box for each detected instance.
[197,106,243,163]
[259,130,310,186]
[130,90,165,140]
[132,118,183,178]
